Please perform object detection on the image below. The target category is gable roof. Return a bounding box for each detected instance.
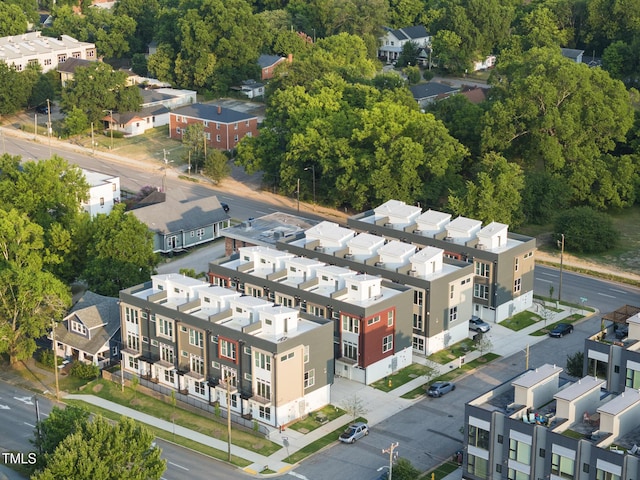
[384,25,430,41]
[171,103,257,124]
[409,82,459,100]
[108,105,169,126]
[131,196,229,234]
[57,57,94,74]
[561,48,584,60]
[258,54,285,69]
[459,86,489,104]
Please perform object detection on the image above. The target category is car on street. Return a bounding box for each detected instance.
[339,422,369,443]
[35,104,49,114]
[221,202,230,212]
[548,323,574,338]
[427,381,455,397]
[469,316,491,333]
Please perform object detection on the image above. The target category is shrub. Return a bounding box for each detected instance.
[70,361,100,379]
[554,206,618,254]
[38,349,56,369]
[423,69,435,81]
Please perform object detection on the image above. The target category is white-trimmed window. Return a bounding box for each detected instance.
[551,453,575,479]
[158,318,173,339]
[474,284,489,300]
[220,339,236,360]
[367,315,380,326]
[194,381,206,395]
[304,369,315,388]
[189,328,203,348]
[449,306,458,322]
[256,378,271,400]
[160,343,174,363]
[71,320,87,335]
[343,341,357,360]
[413,314,423,329]
[342,315,359,333]
[254,351,271,371]
[127,333,139,351]
[475,262,490,277]
[128,356,139,370]
[514,278,522,293]
[259,405,271,420]
[125,307,139,324]
[387,310,394,326]
[412,335,425,352]
[382,335,393,353]
[190,355,204,375]
[164,369,175,384]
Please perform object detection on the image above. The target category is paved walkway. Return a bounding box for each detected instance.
[60,303,594,476]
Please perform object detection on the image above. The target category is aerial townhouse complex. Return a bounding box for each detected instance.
[208,241,414,384]
[463,363,640,480]
[348,200,537,323]
[119,274,334,428]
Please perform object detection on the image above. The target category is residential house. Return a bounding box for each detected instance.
[472,55,496,72]
[52,291,121,368]
[232,80,265,99]
[169,103,259,150]
[130,195,230,253]
[221,211,319,256]
[561,48,584,63]
[378,25,431,63]
[0,31,96,73]
[57,57,94,87]
[348,200,536,323]
[82,169,120,217]
[409,82,460,109]
[120,274,334,427]
[459,86,490,104]
[274,221,475,356]
[257,54,286,80]
[208,244,415,384]
[463,363,640,480]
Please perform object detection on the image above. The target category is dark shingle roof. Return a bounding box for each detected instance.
[257,54,285,68]
[172,103,257,124]
[384,25,429,41]
[57,57,94,74]
[111,105,169,126]
[131,196,229,234]
[410,82,459,100]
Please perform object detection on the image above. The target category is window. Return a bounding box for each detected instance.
[244,373,251,381]
[304,369,315,388]
[245,120,250,127]
[259,405,271,420]
[142,337,149,344]
[44,58,52,66]
[221,365,237,386]
[203,121,209,127]
[474,284,489,300]
[468,425,490,449]
[100,197,104,206]
[449,306,458,322]
[127,333,139,351]
[467,454,488,478]
[125,307,139,324]
[382,335,393,353]
[216,123,220,130]
[71,320,87,335]
[234,123,239,130]
[176,127,181,134]
[342,315,359,334]
[625,367,640,388]
[367,316,380,326]
[524,251,533,259]
[414,290,423,305]
[160,343,174,363]
[596,469,620,480]
[205,132,211,140]
[539,448,545,458]
[508,469,529,480]
[87,50,95,58]
[515,257,520,272]
[343,341,358,361]
[220,339,236,360]
[190,355,204,375]
[387,310,394,326]
[212,361,220,369]
[57,54,67,63]
[509,438,531,465]
[514,278,522,293]
[256,378,271,400]
[196,228,205,237]
[128,356,139,370]
[304,345,309,363]
[551,453,575,480]
[234,135,239,142]
[475,262,490,277]
[158,318,173,339]
[413,314,423,329]
[194,381,206,395]
[450,285,455,299]
[164,369,175,384]
[412,336,424,351]
[189,329,204,348]
[254,352,271,371]
[280,352,294,361]
[151,339,158,347]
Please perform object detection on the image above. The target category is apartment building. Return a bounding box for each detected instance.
[208,243,415,384]
[464,363,640,480]
[348,200,536,323]
[275,221,475,355]
[119,274,333,427]
[169,103,258,150]
[0,32,96,73]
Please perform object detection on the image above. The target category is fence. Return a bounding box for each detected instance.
[101,369,269,436]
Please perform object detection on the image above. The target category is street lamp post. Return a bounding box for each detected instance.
[304,165,316,205]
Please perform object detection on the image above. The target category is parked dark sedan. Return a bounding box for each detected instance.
[549,323,573,338]
[220,202,230,212]
[35,104,49,114]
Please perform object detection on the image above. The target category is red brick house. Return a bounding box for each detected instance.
[169,104,259,150]
[257,54,287,80]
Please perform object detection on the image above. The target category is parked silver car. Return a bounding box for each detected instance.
[427,381,456,397]
[339,422,369,443]
[469,316,491,333]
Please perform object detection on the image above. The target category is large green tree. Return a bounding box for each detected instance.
[0,209,70,364]
[82,203,158,297]
[0,3,28,36]
[33,405,90,459]
[32,416,165,480]
[482,47,634,207]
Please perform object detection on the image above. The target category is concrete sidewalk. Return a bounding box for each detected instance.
[64,303,595,476]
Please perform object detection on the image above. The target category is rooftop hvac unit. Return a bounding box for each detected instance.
[314,246,325,252]
[375,261,385,267]
[409,269,418,277]
[476,244,486,250]
[344,253,354,259]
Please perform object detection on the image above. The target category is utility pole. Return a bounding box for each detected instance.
[296,178,300,212]
[91,122,95,156]
[304,165,316,205]
[525,344,529,370]
[558,234,565,303]
[188,151,191,176]
[34,395,42,454]
[162,149,169,193]
[51,320,60,401]
[46,98,52,157]
[34,113,37,141]
[382,442,399,480]
[109,109,114,150]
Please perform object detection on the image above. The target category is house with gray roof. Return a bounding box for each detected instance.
[51,291,120,368]
[378,25,431,63]
[561,47,584,63]
[257,54,286,80]
[409,82,460,109]
[130,195,230,253]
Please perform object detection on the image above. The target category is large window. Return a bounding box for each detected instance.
[194,381,206,395]
[467,454,488,478]
[342,315,359,334]
[475,262,490,277]
[413,314,423,329]
[414,290,424,306]
[164,369,175,384]
[221,365,237,386]
[190,355,204,375]
[254,352,271,371]
[125,307,139,324]
[343,341,358,361]
[509,439,531,465]
[259,405,271,420]
[256,378,271,400]
[596,469,620,480]
[127,333,139,351]
[474,284,490,300]
[626,367,640,389]
[158,318,173,339]
[160,343,174,363]
[220,339,236,360]
[467,425,490,450]
[551,453,575,480]
[189,328,203,348]
[412,336,425,352]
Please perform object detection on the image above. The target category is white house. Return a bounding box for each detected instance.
[82,169,120,217]
[378,25,431,63]
[0,32,96,73]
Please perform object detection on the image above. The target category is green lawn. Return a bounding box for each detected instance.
[288,405,346,433]
[500,311,541,331]
[283,417,367,464]
[370,363,436,392]
[81,378,281,456]
[425,459,462,480]
[428,339,476,364]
